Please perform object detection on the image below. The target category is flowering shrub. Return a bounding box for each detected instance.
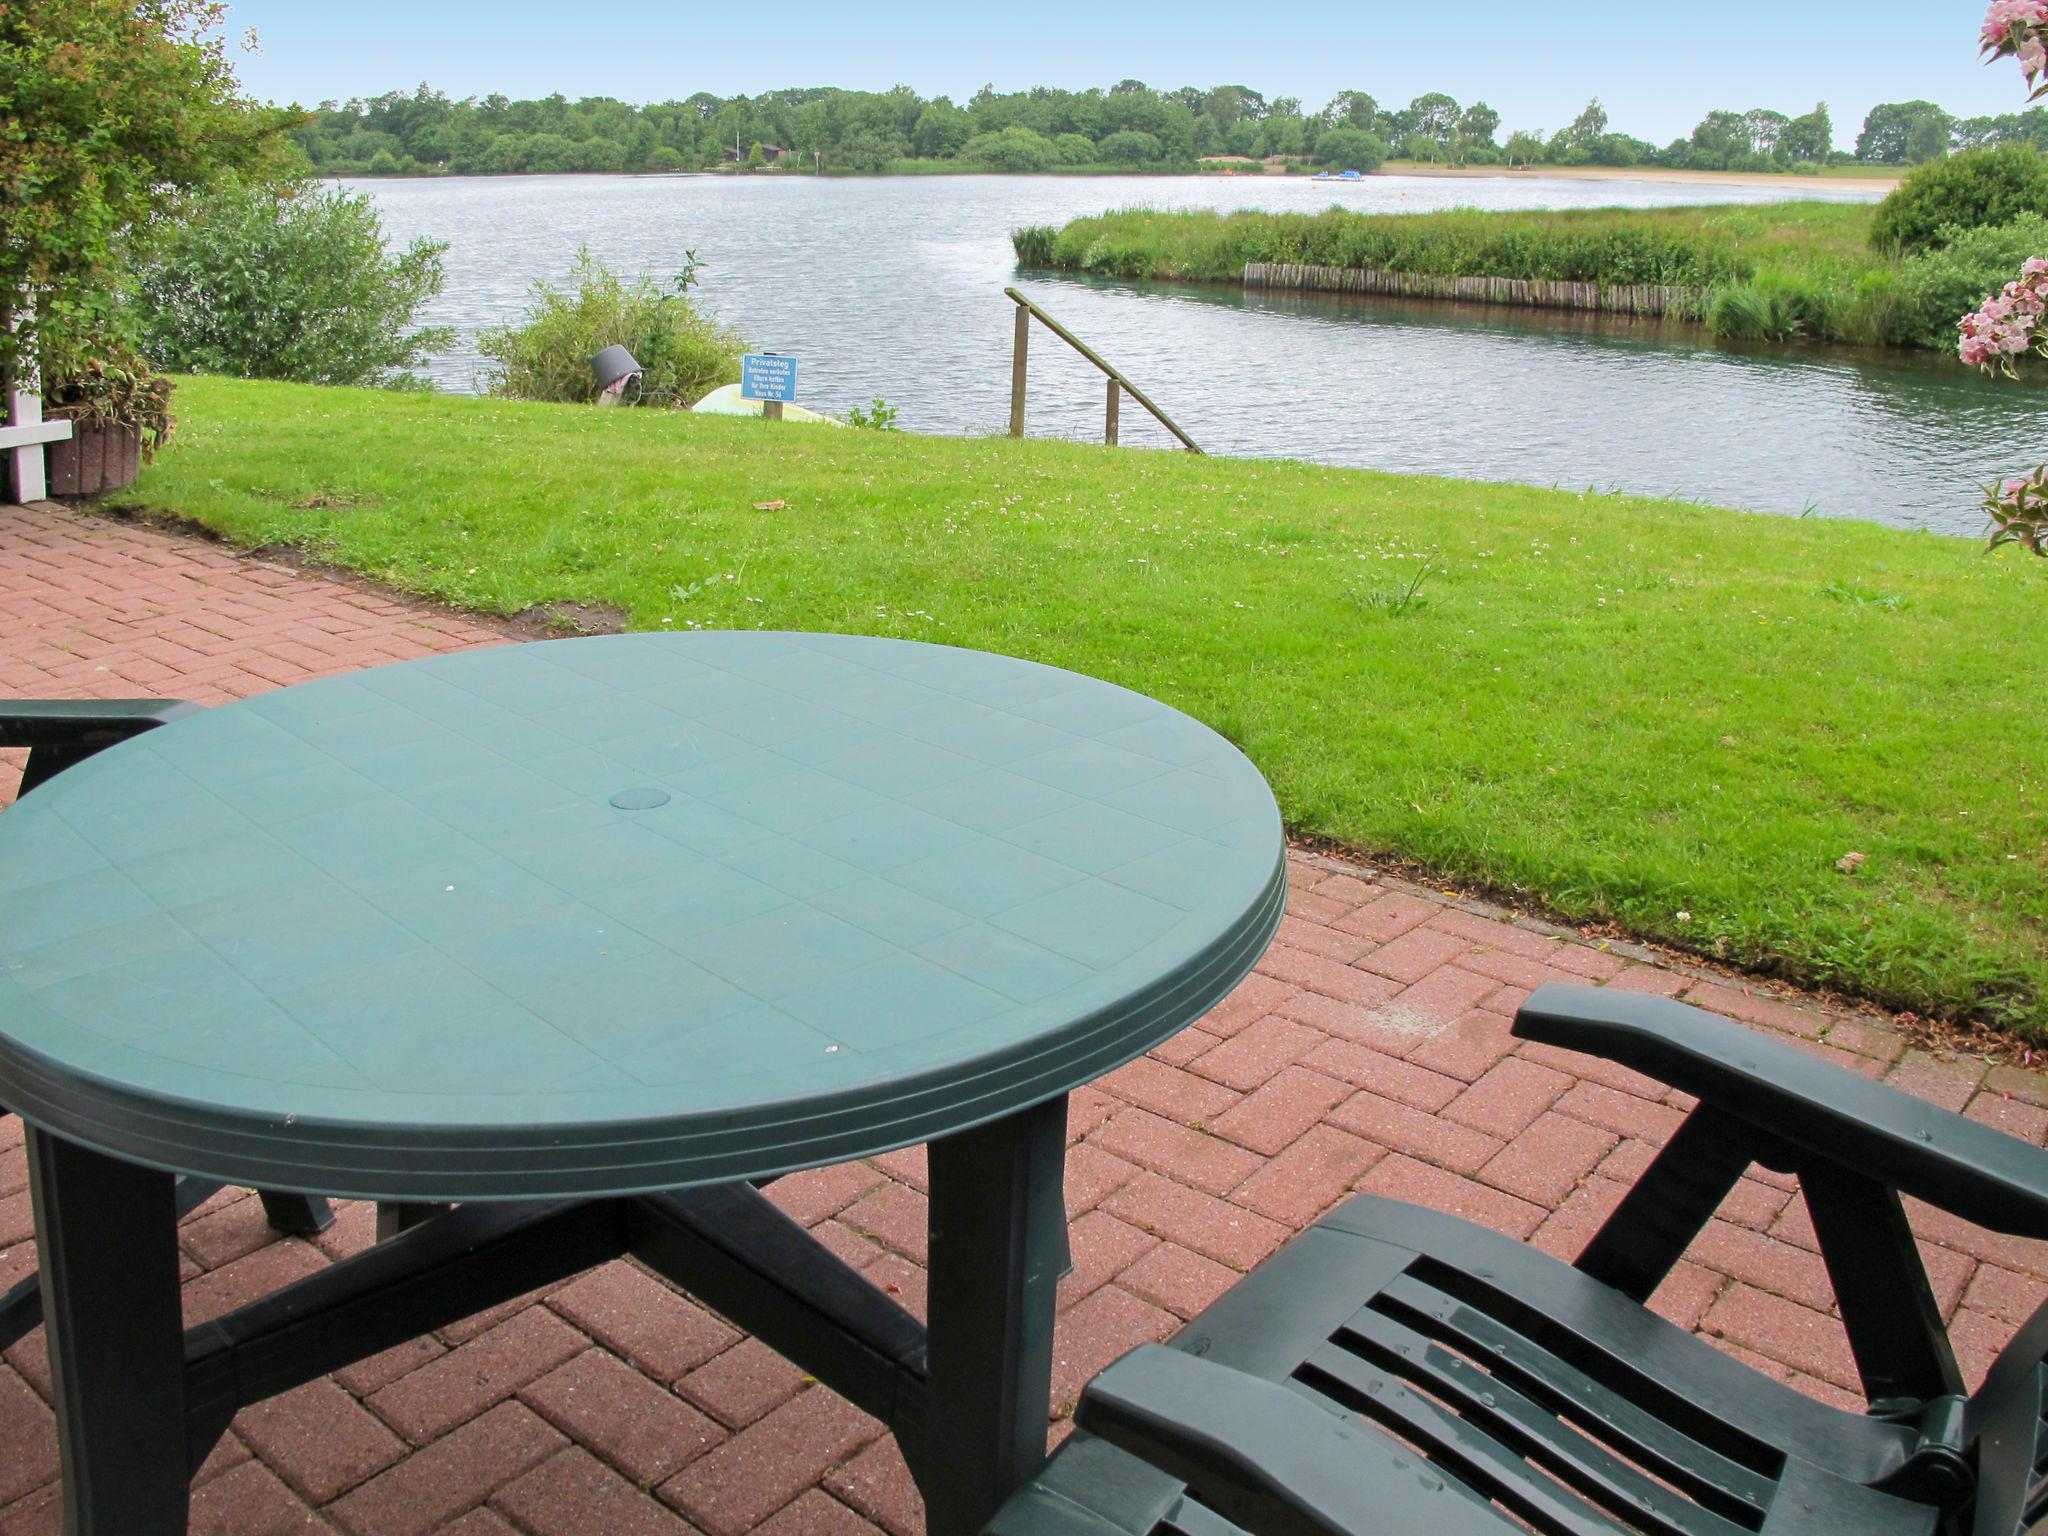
[1983,1,2048,98]
[1966,3,2048,548]
[1989,469,2048,551]
[1959,255,2048,370]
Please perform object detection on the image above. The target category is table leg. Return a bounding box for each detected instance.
[28,1129,191,1534]
[922,1093,1068,1536]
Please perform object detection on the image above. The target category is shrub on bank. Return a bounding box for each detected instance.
[1312,127,1389,172]
[478,250,745,408]
[1892,214,2048,348]
[965,127,1058,173]
[134,178,452,388]
[1869,144,2048,255]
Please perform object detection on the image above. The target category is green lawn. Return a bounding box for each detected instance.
[128,376,2048,1030]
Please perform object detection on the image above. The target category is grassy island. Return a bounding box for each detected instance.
[126,376,2048,1031]
[1013,203,1998,350]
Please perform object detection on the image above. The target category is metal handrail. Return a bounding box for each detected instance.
[1003,287,1202,454]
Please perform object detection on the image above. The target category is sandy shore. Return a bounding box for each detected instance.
[1376,161,1900,192]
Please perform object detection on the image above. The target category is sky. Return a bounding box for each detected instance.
[221,2,2025,150]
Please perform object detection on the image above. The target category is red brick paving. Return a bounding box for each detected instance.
[4,498,2048,1532]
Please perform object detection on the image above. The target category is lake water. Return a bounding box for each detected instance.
[356,171,2047,535]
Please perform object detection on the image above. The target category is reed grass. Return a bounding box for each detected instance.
[1013,203,1936,349]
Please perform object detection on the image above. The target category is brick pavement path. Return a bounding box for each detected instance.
[3,498,2047,1535]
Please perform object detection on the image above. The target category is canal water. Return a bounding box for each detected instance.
[358,171,2046,535]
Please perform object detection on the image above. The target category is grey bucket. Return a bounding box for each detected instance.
[591,345,643,393]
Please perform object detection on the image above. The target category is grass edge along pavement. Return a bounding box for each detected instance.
[119,375,2048,1033]
[1013,203,1945,348]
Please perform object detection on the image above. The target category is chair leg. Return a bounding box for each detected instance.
[376,1202,450,1241]
[29,1128,190,1533]
[0,1271,39,1352]
[923,1093,1069,1536]
[257,1192,335,1237]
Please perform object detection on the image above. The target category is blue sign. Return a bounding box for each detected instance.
[741,354,798,402]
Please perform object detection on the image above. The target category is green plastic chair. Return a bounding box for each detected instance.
[0,700,333,1349]
[989,985,2048,1536]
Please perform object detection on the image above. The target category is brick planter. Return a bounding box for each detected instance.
[44,416,142,498]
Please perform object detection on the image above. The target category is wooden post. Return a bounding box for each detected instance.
[1104,379,1119,447]
[763,400,784,422]
[1008,305,1029,439]
[2,294,71,505]
[1001,289,1199,454]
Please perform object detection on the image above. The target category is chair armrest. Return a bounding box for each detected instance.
[1074,1345,1517,1536]
[0,699,202,750]
[1515,983,2048,1240]
[0,699,201,795]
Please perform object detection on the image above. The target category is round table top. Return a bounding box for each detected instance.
[0,633,1284,1199]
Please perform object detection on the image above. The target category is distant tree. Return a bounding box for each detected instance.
[1204,84,1266,128]
[1397,130,1445,164]
[1320,91,1380,136]
[1099,130,1163,163]
[1557,98,1609,152]
[1502,129,1547,167]
[1053,132,1096,165]
[1258,113,1306,158]
[1906,112,1954,164]
[1313,125,1388,171]
[1405,92,1462,147]
[1857,100,1957,163]
[1777,103,1834,163]
[1743,108,1789,157]
[836,129,905,173]
[645,145,685,172]
[1110,78,1149,95]
[1688,109,1750,168]
[912,99,973,159]
[964,125,1057,172]
[1458,101,1501,148]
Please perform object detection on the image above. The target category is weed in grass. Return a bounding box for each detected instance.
[1347,558,1438,615]
[1819,580,1908,609]
[843,397,900,431]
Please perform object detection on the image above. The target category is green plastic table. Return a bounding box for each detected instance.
[0,632,1284,1536]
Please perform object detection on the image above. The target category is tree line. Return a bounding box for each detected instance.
[287,82,2045,178]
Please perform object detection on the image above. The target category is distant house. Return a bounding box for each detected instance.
[722,143,788,164]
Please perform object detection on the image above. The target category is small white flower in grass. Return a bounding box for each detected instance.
[1676,911,1692,923]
